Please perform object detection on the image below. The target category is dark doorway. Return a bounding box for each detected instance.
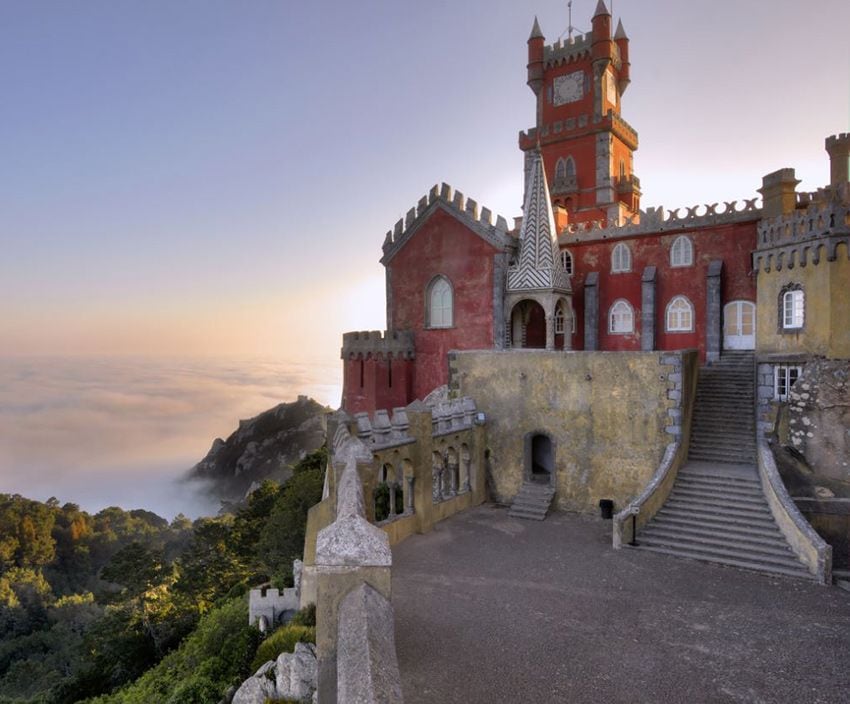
[511,300,546,349]
[530,434,554,484]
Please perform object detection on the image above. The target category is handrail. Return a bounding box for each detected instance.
[757,441,832,585]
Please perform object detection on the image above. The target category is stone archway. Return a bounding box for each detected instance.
[510,300,547,349]
[524,432,555,486]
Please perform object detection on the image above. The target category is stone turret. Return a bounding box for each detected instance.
[614,19,630,93]
[758,168,799,219]
[527,16,544,96]
[825,133,850,186]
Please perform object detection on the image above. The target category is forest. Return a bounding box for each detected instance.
[0,448,326,704]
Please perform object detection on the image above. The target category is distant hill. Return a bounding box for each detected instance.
[187,395,328,502]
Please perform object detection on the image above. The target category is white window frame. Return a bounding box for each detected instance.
[611,243,632,273]
[560,249,573,275]
[554,305,565,334]
[670,236,694,267]
[609,299,634,334]
[782,289,804,329]
[427,276,453,329]
[774,365,802,401]
[665,296,694,333]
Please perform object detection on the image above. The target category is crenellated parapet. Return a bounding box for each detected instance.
[341,330,415,361]
[542,33,592,66]
[431,397,478,437]
[519,109,638,152]
[754,182,850,272]
[352,407,414,450]
[380,183,512,265]
[557,197,761,245]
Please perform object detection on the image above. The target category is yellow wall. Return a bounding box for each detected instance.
[452,350,685,514]
[756,244,848,358]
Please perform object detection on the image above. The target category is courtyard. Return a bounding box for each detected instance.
[392,505,850,704]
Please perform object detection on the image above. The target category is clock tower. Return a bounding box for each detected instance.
[521,0,640,226]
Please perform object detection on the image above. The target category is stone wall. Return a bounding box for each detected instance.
[450,350,687,514]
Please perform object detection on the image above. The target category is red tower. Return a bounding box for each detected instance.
[520,1,640,226]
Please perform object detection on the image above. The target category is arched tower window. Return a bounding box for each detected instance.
[427,276,453,328]
[560,249,573,275]
[609,299,634,334]
[619,159,626,179]
[666,296,694,332]
[555,158,567,181]
[554,302,565,334]
[611,243,632,273]
[670,236,694,267]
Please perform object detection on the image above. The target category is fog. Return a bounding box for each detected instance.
[0,356,341,519]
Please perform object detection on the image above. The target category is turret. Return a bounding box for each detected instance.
[591,0,613,63]
[527,16,544,96]
[614,19,630,94]
[759,168,800,219]
[825,133,850,186]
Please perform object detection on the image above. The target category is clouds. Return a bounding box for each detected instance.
[0,355,340,518]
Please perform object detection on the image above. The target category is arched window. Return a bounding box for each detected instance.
[560,249,573,275]
[555,158,567,181]
[554,303,565,334]
[666,296,694,332]
[670,236,694,267]
[781,286,804,329]
[609,299,634,334]
[565,156,575,177]
[427,276,453,328]
[611,243,632,273]
[619,159,626,179]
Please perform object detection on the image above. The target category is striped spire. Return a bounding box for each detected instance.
[507,150,571,293]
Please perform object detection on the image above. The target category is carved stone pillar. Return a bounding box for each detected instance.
[545,313,555,350]
[641,266,657,352]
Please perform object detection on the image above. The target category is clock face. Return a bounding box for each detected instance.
[553,71,584,106]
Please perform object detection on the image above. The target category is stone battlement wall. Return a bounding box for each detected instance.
[341,330,415,361]
[519,109,638,151]
[381,183,511,264]
[557,197,761,245]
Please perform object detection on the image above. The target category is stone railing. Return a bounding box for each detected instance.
[757,441,832,585]
[613,350,699,547]
[557,197,761,244]
[430,397,477,436]
[314,425,404,703]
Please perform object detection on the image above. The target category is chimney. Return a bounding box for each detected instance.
[758,168,800,218]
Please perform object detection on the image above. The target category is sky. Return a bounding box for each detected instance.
[0,0,848,515]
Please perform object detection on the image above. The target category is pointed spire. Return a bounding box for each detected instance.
[593,0,611,18]
[614,18,628,40]
[507,149,570,294]
[529,15,543,41]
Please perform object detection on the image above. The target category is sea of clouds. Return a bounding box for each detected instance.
[0,356,341,519]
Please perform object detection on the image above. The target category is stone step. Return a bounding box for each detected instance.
[688,450,757,464]
[655,506,778,532]
[636,536,808,571]
[662,498,772,520]
[669,487,767,508]
[674,480,763,498]
[639,526,796,559]
[507,508,547,521]
[633,544,812,580]
[648,513,784,540]
[509,482,555,521]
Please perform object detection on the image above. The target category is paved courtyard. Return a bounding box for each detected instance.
[392,505,850,704]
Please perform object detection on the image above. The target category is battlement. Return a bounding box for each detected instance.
[825,133,850,186]
[825,133,850,151]
[341,330,415,361]
[754,182,850,271]
[557,198,761,245]
[248,584,299,631]
[380,183,511,264]
[430,397,478,437]
[520,110,638,151]
[542,33,591,67]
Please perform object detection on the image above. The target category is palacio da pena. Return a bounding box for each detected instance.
[300,1,850,607]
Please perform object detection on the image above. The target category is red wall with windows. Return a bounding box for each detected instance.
[388,207,499,400]
[563,220,757,360]
[342,355,413,416]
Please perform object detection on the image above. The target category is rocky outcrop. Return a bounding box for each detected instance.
[188,395,328,502]
[785,360,850,492]
[232,642,318,704]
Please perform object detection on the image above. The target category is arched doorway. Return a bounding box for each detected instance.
[526,433,554,485]
[510,300,546,349]
[723,301,756,350]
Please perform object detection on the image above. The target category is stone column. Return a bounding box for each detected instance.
[388,482,397,518]
[545,313,555,350]
[706,260,723,363]
[641,266,657,352]
[406,476,415,513]
[584,272,600,351]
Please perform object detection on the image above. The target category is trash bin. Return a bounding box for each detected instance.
[599,499,614,520]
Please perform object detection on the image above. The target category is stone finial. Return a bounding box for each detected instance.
[614,18,628,40]
[593,0,610,18]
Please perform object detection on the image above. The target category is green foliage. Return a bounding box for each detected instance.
[0,495,57,572]
[250,624,315,672]
[83,597,259,704]
[289,603,316,628]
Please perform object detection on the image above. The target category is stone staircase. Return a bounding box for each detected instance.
[634,351,812,580]
[509,482,555,521]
